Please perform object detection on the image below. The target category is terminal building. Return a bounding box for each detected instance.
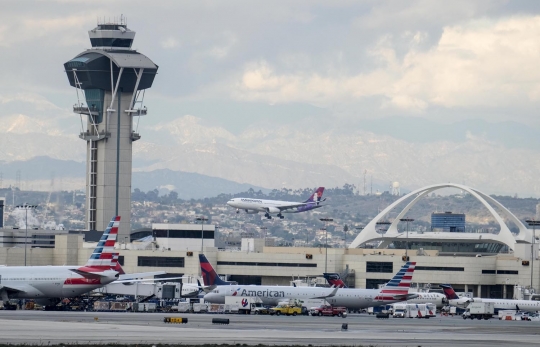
[0,184,539,300]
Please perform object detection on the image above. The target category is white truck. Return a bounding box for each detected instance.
[392,303,408,318]
[408,304,428,318]
[463,302,494,320]
[224,296,263,314]
[426,303,437,317]
[498,310,518,321]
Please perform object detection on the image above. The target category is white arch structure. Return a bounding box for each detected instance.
[349,183,532,251]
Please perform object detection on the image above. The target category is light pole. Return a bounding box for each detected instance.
[196,216,208,253]
[400,218,414,260]
[16,203,37,266]
[320,218,333,273]
[526,219,540,290]
[343,225,349,248]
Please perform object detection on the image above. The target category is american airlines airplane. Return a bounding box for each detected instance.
[0,216,121,310]
[227,187,326,219]
[203,261,419,310]
[323,272,447,308]
[441,284,540,313]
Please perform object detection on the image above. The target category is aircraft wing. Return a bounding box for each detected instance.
[270,202,327,212]
[0,284,27,293]
[393,293,419,300]
[118,271,166,280]
[69,269,115,279]
[310,287,339,299]
[114,276,185,284]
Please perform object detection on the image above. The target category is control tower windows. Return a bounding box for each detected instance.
[84,89,105,123]
[90,38,133,48]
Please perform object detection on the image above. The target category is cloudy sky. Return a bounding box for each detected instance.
[1,1,540,195]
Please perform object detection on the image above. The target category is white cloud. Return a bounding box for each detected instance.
[231,15,540,118]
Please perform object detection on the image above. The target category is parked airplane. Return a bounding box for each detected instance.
[441,284,540,313]
[324,272,447,308]
[203,261,419,310]
[199,254,235,290]
[227,187,326,219]
[0,216,122,310]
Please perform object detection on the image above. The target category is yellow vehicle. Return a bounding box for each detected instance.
[270,304,302,316]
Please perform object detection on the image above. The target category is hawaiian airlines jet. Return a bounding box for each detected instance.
[0,216,121,310]
[227,187,326,219]
[324,272,447,308]
[441,284,540,313]
[204,261,418,310]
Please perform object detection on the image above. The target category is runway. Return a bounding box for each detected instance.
[0,311,539,346]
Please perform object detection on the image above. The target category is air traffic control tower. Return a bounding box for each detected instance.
[64,19,158,239]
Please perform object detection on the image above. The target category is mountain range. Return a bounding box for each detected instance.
[1,113,539,198]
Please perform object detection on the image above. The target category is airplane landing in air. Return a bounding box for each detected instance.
[227,187,326,219]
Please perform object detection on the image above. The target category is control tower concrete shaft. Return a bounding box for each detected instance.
[64,19,158,239]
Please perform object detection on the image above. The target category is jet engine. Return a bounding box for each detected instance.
[244,210,259,214]
[266,207,281,214]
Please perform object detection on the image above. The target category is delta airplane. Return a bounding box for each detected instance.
[441,284,540,313]
[0,216,122,310]
[227,187,326,219]
[203,260,419,310]
[200,254,235,290]
[323,272,447,308]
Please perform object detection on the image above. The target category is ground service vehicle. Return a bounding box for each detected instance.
[463,302,494,320]
[253,306,272,315]
[426,303,437,317]
[407,304,428,318]
[498,310,517,320]
[225,296,263,314]
[392,303,408,318]
[310,305,347,317]
[270,304,302,316]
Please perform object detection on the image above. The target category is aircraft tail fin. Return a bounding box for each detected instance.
[375,261,416,301]
[323,273,348,288]
[199,254,233,286]
[83,216,120,270]
[440,284,460,300]
[304,187,325,204]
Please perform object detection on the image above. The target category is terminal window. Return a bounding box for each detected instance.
[217,261,316,268]
[366,261,393,273]
[366,279,389,289]
[153,229,215,239]
[137,256,184,267]
[496,270,518,275]
[415,266,464,271]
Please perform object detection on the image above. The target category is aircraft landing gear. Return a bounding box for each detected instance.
[236,209,240,214]
[277,213,284,219]
[264,212,272,219]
